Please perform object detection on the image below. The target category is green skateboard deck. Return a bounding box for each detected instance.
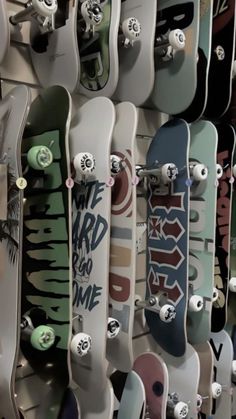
[16,86,73,418]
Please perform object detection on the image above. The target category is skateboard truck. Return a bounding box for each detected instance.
[167,392,189,419]
[135,294,176,323]
[71,332,92,357]
[81,0,104,34]
[136,162,178,184]
[107,317,121,339]
[155,29,186,61]
[21,315,55,351]
[73,152,96,179]
[9,0,58,34]
[120,17,141,47]
[189,163,208,182]
[196,394,203,412]
[216,164,223,180]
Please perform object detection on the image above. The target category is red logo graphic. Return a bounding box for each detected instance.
[148,268,183,306]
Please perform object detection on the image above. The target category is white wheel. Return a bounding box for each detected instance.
[211,382,222,399]
[232,360,236,377]
[110,155,122,175]
[191,164,208,181]
[188,295,204,312]
[212,287,219,302]
[233,164,236,177]
[107,317,121,339]
[73,152,95,176]
[159,304,176,323]
[196,394,203,411]
[32,0,58,16]
[229,277,236,292]
[81,0,103,26]
[161,163,178,183]
[216,164,223,180]
[71,333,92,357]
[122,17,141,46]
[168,29,186,50]
[173,401,189,419]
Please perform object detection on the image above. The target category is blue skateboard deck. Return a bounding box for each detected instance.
[145,119,190,357]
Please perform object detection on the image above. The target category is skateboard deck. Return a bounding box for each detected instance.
[30,0,80,92]
[194,342,214,417]
[0,86,31,419]
[111,370,146,419]
[178,0,213,122]
[157,343,200,419]
[133,352,169,419]
[150,0,200,114]
[145,119,190,357]
[16,86,73,418]
[70,97,115,417]
[210,330,234,418]
[0,0,9,64]
[107,102,138,372]
[229,142,236,323]
[59,388,81,419]
[212,123,235,332]
[78,0,120,98]
[204,0,236,118]
[187,121,218,345]
[113,0,156,106]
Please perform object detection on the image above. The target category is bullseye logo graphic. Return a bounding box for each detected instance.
[111,150,133,217]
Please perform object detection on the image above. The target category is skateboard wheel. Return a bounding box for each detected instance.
[161,163,178,183]
[122,17,141,46]
[73,152,95,175]
[196,394,203,411]
[32,0,58,17]
[107,317,121,339]
[30,325,55,351]
[191,164,208,181]
[21,315,34,330]
[216,164,223,179]
[211,382,222,399]
[81,0,103,26]
[212,287,219,302]
[110,155,122,175]
[229,277,236,292]
[232,360,236,377]
[233,164,236,177]
[173,401,189,419]
[159,304,176,323]
[27,145,53,170]
[168,29,186,50]
[188,295,204,312]
[71,333,92,357]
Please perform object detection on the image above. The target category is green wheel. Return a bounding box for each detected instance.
[30,325,55,351]
[27,146,53,170]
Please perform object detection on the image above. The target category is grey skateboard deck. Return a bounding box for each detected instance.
[107,102,138,372]
[0,0,9,64]
[146,119,190,357]
[150,0,200,114]
[30,0,80,92]
[0,85,31,419]
[113,0,156,106]
[70,97,115,417]
[187,121,218,345]
[117,370,146,419]
[210,330,234,418]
